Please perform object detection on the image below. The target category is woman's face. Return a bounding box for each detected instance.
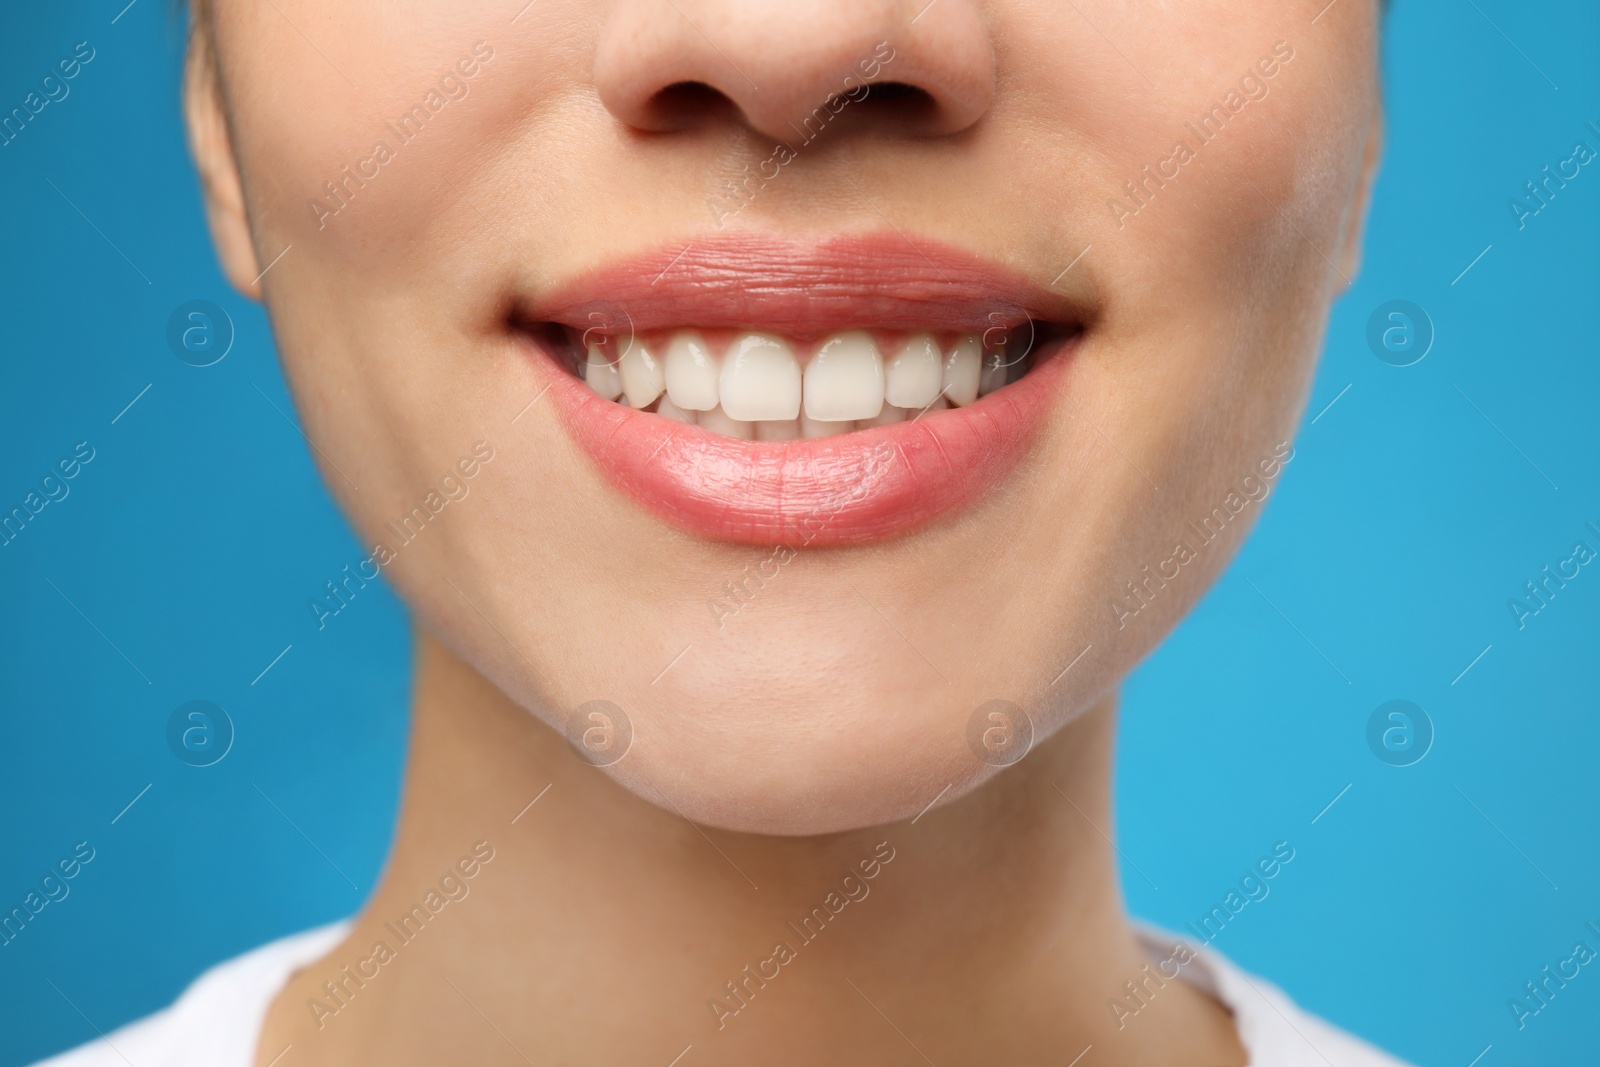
[190,0,1379,834]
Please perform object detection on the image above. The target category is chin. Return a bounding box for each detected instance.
[603,690,994,837]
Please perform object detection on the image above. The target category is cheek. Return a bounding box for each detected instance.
[216,1,524,264]
[1001,22,1375,689]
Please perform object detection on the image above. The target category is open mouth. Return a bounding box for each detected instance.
[541,322,1053,439]
[512,233,1084,545]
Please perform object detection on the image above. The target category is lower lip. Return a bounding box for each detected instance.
[525,335,1074,546]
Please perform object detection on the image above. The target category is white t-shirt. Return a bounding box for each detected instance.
[30,923,1412,1066]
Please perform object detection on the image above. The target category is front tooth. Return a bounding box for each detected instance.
[804,331,884,422]
[941,335,981,406]
[884,334,942,409]
[698,405,755,440]
[655,395,694,423]
[801,412,853,438]
[720,332,801,421]
[664,331,719,411]
[860,404,909,428]
[584,344,623,400]
[756,419,800,441]
[979,352,1007,397]
[618,337,665,408]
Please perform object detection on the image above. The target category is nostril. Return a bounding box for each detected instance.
[635,79,940,139]
[821,81,940,136]
[594,0,994,141]
[655,81,723,108]
[641,81,737,131]
[858,81,932,106]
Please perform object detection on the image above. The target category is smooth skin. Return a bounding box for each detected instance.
[183,0,1381,1063]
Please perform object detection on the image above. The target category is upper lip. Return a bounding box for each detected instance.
[516,231,1086,337]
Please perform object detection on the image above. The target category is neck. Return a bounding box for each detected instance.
[262,630,1243,1066]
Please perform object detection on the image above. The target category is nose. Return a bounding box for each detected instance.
[593,0,995,141]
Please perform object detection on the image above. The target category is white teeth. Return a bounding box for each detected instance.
[584,344,623,400]
[664,331,719,411]
[756,419,801,441]
[860,404,909,428]
[698,405,755,439]
[979,352,1009,398]
[655,395,695,423]
[884,333,943,409]
[618,337,665,408]
[941,335,982,407]
[801,411,854,438]
[598,328,1028,437]
[720,332,801,421]
[803,331,884,422]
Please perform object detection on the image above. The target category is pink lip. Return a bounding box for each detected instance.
[517,232,1079,546]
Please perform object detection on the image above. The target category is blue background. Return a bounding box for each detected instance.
[2,2,1596,1064]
